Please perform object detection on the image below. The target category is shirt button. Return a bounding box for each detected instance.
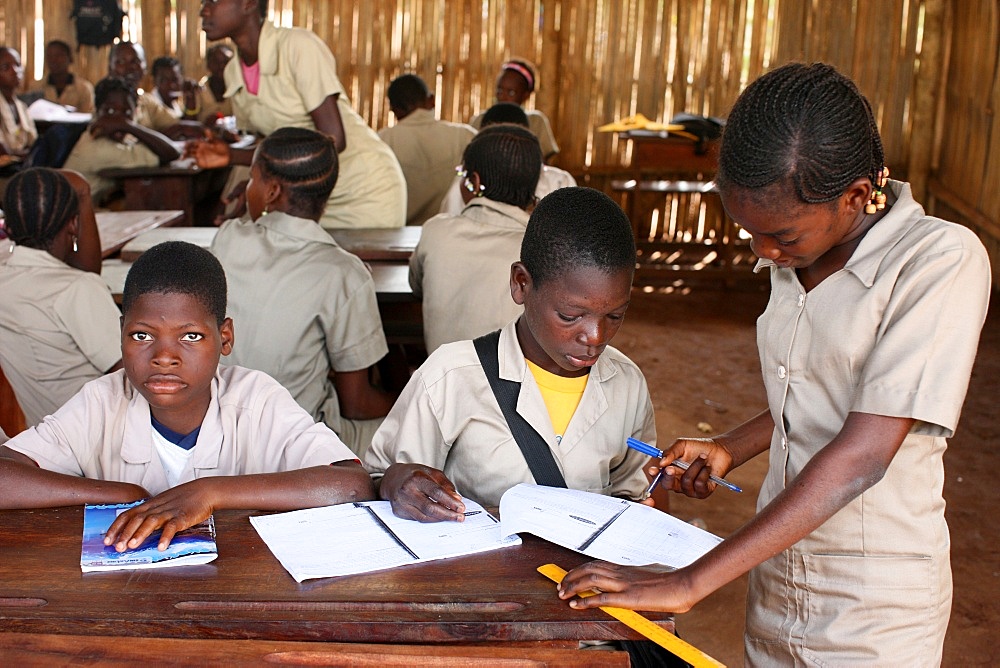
[777,365,786,379]
[797,294,805,307]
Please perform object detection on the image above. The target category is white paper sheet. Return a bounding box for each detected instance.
[499,484,722,568]
[250,498,520,582]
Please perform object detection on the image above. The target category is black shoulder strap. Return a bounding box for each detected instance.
[473,330,567,488]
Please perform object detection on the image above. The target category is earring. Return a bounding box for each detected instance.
[865,167,890,214]
[72,235,78,252]
[463,177,476,193]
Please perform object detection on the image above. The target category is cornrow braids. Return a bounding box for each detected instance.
[717,62,885,204]
[462,123,541,209]
[521,187,635,289]
[94,76,137,109]
[256,127,339,220]
[3,168,79,251]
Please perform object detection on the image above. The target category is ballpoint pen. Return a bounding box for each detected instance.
[626,437,743,495]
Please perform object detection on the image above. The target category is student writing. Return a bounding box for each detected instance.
[557,62,992,666]
[0,240,374,552]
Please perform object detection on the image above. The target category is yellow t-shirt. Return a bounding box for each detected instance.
[526,360,588,442]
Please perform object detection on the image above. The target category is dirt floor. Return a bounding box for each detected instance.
[611,285,999,667]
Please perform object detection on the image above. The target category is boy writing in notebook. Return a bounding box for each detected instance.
[365,187,659,518]
[0,241,373,550]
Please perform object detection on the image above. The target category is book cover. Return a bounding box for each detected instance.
[81,501,218,572]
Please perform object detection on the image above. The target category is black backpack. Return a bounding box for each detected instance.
[72,0,126,48]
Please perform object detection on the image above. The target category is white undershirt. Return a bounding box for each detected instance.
[151,425,195,488]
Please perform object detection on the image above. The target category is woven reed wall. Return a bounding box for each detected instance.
[2,0,996,281]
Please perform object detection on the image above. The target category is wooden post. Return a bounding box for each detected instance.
[909,0,947,203]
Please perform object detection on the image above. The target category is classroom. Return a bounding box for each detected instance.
[0,1,997,665]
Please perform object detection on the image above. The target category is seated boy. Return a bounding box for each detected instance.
[365,187,658,519]
[0,241,374,552]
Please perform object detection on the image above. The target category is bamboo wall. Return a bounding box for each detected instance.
[1,0,997,282]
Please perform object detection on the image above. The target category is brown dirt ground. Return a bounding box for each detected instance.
[612,285,999,667]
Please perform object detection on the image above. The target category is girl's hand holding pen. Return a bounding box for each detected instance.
[639,437,737,499]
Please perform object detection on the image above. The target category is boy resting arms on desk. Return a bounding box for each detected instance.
[365,187,660,518]
[0,241,374,551]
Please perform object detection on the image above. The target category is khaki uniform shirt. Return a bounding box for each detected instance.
[378,108,475,225]
[439,164,576,216]
[410,198,529,353]
[744,181,991,666]
[63,130,160,203]
[0,247,121,427]
[194,79,232,123]
[6,366,356,496]
[224,22,406,229]
[39,74,95,113]
[365,319,655,507]
[135,92,180,133]
[0,96,37,155]
[210,211,388,439]
[471,108,559,160]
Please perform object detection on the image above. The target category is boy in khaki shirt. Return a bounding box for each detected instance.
[1,241,373,552]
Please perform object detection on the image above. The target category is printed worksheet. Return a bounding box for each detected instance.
[499,484,722,568]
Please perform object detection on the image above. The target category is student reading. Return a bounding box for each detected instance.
[0,241,374,552]
[365,187,658,518]
[557,63,992,666]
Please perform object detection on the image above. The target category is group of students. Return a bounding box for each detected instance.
[0,16,993,666]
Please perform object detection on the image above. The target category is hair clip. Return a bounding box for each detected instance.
[866,167,890,214]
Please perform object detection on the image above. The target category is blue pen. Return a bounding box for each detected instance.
[626,437,743,494]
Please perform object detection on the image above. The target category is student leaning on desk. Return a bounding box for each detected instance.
[0,241,373,552]
[365,187,662,517]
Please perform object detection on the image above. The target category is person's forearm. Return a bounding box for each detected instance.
[126,124,181,162]
[713,408,775,468]
[0,458,146,509]
[195,464,375,511]
[682,413,913,604]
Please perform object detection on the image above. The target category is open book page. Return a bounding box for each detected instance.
[499,484,722,568]
[250,498,520,582]
[81,501,217,572]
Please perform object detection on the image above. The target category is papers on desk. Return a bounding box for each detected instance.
[250,499,521,582]
[81,501,218,572]
[498,484,722,569]
[28,98,92,123]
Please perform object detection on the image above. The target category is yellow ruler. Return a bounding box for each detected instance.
[537,563,726,668]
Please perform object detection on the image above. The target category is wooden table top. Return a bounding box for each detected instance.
[329,226,421,261]
[119,226,221,262]
[96,210,184,259]
[0,506,672,643]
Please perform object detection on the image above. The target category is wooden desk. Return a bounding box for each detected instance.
[330,226,421,261]
[96,210,184,259]
[0,506,672,643]
[623,130,719,178]
[120,226,220,262]
[99,165,226,226]
[0,632,628,666]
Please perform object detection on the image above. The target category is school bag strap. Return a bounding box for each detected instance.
[473,329,567,488]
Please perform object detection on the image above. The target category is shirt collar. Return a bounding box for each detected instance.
[3,245,71,269]
[497,318,618,385]
[460,197,532,227]
[254,210,339,246]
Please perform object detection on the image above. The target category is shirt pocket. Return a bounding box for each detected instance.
[801,553,936,666]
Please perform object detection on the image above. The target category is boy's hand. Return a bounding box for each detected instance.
[652,437,734,499]
[557,560,698,614]
[103,479,216,553]
[379,463,466,522]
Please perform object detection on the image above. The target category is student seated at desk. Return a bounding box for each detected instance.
[144,56,185,120]
[0,240,373,551]
[440,103,576,216]
[63,77,181,204]
[211,128,395,457]
[36,40,95,114]
[367,187,657,516]
[411,123,540,353]
[378,74,476,225]
[183,45,234,124]
[0,47,38,166]
[470,59,558,162]
[0,168,121,428]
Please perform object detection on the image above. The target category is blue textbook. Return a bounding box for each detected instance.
[80,501,218,572]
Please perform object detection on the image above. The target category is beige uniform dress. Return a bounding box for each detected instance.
[5,366,356,497]
[410,198,529,353]
[744,182,991,666]
[224,22,406,229]
[365,319,655,507]
[471,109,559,160]
[210,211,388,456]
[377,108,475,225]
[39,74,95,113]
[62,130,160,203]
[0,246,121,427]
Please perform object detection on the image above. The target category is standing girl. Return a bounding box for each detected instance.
[558,62,991,666]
